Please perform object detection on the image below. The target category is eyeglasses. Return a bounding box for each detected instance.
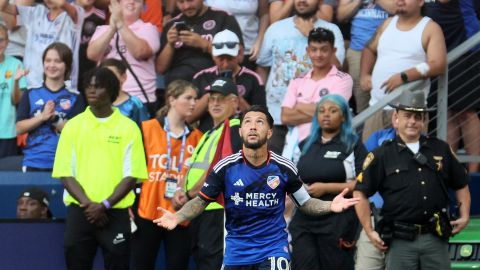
[212,42,238,50]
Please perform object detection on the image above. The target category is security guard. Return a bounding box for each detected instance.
[353,90,471,270]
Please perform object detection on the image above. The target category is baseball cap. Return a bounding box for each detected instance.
[212,30,240,57]
[19,187,52,217]
[208,77,238,96]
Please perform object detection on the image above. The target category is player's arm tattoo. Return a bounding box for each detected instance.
[298,198,332,216]
[176,197,209,223]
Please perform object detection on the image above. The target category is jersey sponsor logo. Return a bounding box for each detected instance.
[267,175,280,189]
[203,20,216,30]
[231,192,244,205]
[234,179,244,186]
[245,192,279,207]
[324,151,341,158]
[112,233,125,245]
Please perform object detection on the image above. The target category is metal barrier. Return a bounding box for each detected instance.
[352,31,480,164]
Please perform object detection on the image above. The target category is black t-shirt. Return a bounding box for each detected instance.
[297,136,367,201]
[290,135,366,236]
[355,136,469,224]
[424,0,466,51]
[78,9,107,91]
[192,66,266,132]
[160,7,244,85]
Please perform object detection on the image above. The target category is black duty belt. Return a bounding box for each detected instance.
[394,221,431,235]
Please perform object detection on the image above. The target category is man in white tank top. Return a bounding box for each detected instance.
[359,0,446,142]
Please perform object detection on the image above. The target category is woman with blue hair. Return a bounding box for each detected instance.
[289,94,367,270]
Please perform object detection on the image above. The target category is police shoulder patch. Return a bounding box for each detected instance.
[363,152,375,170]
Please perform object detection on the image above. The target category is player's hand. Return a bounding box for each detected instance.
[330,188,360,212]
[305,182,326,198]
[166,24,179,46]
[93,212,110,228]
[178,31,207,49]
[249,38,262,61]
[82,202,107,225]
[360,74,372,92]
[366,230,388,252]
[109,0,124,30]
[14,65,28,81]
[172,190,188,211]
[41,100,56,122]
[154,207,180,230]
[451,216,469,235]
[381,73,403,93]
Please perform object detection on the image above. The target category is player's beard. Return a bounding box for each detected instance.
[241,135,268,150]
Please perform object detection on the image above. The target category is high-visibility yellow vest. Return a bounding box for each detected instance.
[185,118,240,210]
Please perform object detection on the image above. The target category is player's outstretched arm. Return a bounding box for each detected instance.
[299,188,360,216]
[153,197,209,230]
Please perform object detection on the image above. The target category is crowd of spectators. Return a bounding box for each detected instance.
[0,0,479,269]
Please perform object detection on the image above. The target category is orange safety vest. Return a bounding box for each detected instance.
[138,118,203,221]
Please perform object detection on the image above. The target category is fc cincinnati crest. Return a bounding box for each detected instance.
[203,20,216,30]
[59,99,72,110]
[267,175,280,189]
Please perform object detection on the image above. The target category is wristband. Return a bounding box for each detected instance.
[102,199,111,209]
[400,72,409,84]
[415,62,430,76]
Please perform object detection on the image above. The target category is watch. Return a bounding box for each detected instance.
[400,72,409,84]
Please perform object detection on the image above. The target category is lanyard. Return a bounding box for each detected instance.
[164,117,188,173]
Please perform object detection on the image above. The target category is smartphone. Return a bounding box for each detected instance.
[175,21,189,32]
[220,70,233,78]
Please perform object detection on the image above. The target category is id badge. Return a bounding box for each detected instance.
[165,178,177,199]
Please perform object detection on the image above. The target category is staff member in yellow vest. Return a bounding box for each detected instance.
[131,80,203,270]
[178,77,242,270]
[52,67,148,270]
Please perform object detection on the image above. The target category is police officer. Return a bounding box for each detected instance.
[353,90,471,270]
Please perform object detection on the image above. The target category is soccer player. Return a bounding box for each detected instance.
[154,105,359,269]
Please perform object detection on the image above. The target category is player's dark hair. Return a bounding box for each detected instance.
[240,105,274,128]
[308,27,335,47]
[83,67,120,103]
[100,58,127,75]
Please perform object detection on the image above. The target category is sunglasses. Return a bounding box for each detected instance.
[212,42,238,50]
[310,27,332,38]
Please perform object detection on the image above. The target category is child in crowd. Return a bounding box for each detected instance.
[16,42,85,171]
[0,0,84,90]
[0,24,27,159]
[100,58,150,126]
